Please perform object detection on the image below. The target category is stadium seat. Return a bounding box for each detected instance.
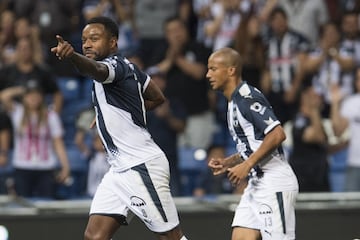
[79,78,93,103]
[178,146,209,196]
[57,77,81,102]
[178,146,207,171]
[56,144,89,199]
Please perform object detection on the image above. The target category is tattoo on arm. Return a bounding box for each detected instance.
[228,153,245,167]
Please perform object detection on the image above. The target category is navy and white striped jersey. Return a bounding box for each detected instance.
[338,38,360,95]
[341,38,360,67]
[266,30,310,93]
[228,82,298,191]
[309,46,353,103]
[92,53,163,172]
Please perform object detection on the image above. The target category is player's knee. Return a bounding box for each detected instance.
[84,229,108,240]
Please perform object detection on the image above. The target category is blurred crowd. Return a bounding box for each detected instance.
[0,0,359,200]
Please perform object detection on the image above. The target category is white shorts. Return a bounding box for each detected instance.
[89,155,180,233]
[232,190,297,240]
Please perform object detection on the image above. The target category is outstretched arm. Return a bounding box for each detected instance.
[51,35,109,82]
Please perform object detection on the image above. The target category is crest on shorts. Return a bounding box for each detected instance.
[130,196,146,207]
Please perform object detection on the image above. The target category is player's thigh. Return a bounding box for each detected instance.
[129,157,180,233]
[258,191,297,240]
[232,226,261,240]
[84,214,121,240]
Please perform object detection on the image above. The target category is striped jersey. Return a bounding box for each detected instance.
[309,46,353,103]
[93,53,163,172]
[266,30,310,93]
[228,82,298,192]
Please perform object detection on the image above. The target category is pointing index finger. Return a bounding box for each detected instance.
[56,35,64,44]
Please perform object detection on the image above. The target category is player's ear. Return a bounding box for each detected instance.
[227,66,236,76]
[110,37,117,49]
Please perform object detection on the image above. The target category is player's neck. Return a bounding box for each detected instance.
[224,80,239,101]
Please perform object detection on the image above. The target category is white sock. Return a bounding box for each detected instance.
[180,236,188,240]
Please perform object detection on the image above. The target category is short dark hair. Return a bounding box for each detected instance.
[87,17,119,39]
[269,7,287,21]
[342,10,359,19]
[163,15,187,30]
[318,21,339,39]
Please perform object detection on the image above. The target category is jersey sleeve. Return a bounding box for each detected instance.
[100,56,150,92]
[100,56,123,84]
[235,95,281,135]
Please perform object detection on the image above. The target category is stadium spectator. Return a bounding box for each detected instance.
[192,0,212,46]
[146,70,187,196]
[86,133,109,197]
[0,108,12,195]
[0,37,63,113]
[0,10,16,66]
[341,10,360,62]
[303,21,354,117]
[278,0,329,45]
[289,85,330,192]
[261,7,310,124]
[151,16,214,149]
[232,13,266,90]
[0,84,70,199]
[330,67,360,191]
[134,0,180,67]
[13,17,44,65]
[13,0,84,78]
[203,0,243,50]
[338,11,360,92]
[82,0,138,56]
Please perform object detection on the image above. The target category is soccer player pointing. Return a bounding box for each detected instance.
[207,47,299,240]
[52,17,189,240]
